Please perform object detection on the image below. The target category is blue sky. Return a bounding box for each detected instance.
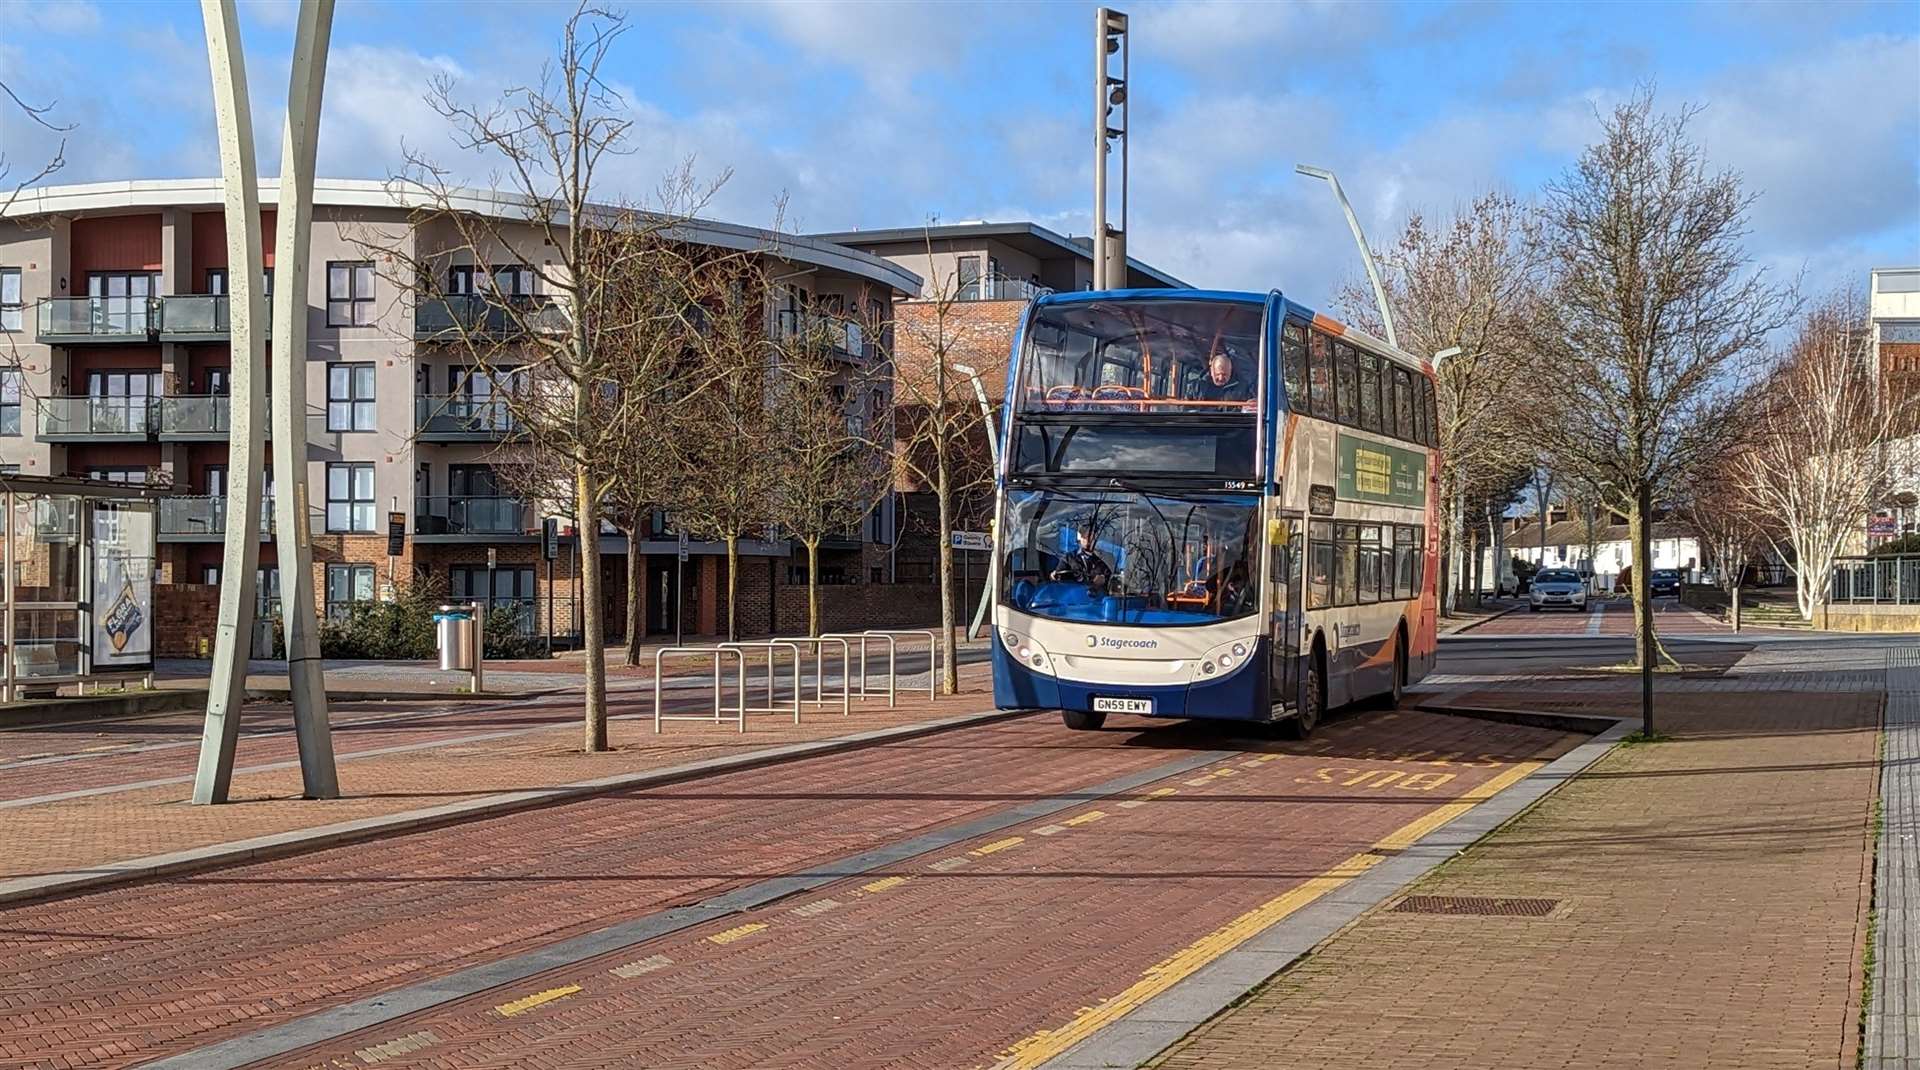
[3,0,1915,309]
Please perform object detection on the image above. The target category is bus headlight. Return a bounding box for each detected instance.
[1194,638,1260,682]
[1003,631,1053,674]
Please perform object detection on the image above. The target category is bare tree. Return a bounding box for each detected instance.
[0,80,70,218]
[672,257,778,641]
[1526,465,1557,569]
[889,246,997,694]
[1525,90,1792,732]
[381,4,724,751]
[768,293,893,636]
[1342,191,1542,616]
[1734,293,1912,618]
[1678,453,1768,594]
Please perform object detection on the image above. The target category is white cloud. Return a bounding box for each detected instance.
[12,1,101,34]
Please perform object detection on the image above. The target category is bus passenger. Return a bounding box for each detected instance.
[1198,352,1250,402]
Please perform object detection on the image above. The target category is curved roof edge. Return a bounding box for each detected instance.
[2,177,922,295]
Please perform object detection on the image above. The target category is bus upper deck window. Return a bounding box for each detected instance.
[1283,323,1310,414]
[1333,343,1359,426]
[1308,332,1333,417]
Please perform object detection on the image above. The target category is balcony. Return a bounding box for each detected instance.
[414,294,568,341]
[416,395,522,442]
[35,295,269,344]
[156,395,229,441]
[36,297,156,343]
[36,397,155,440]
[158,496,275,541]
[958,274,1052,302]
[414,495,532,538]
[157,294,230,341]
[775,310,873,361]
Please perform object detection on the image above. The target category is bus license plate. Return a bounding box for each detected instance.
[1094,696,1151,714]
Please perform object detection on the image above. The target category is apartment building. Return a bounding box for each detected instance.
[0,178,920,652]
[814,221,1187,587]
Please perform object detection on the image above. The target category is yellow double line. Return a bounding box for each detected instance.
[990,760,1544,1069]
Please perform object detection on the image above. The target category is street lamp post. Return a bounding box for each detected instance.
[1432,347,1461,618]
[1296,165,1397,350]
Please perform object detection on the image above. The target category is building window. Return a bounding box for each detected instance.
[488,264,535,296]
[956,256,981,300]
[258,566,281,618]
[205,366,230,396]
[1886,323,1920,344]
[326,462,375,532]
[201,565,220,585]
[86,467,149,485]
[0,368,19,435]
[326,261,375,326]
[325,564,375,620]
[326,362,376,431]
[89,272,159,332]
[452,565,535,633]
[207,268,273,297]
[0,268,21,331]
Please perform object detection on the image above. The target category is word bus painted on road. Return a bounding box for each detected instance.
[990,290,1440,737]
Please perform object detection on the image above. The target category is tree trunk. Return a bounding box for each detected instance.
[1538,500,1549,567]
[1440,481,1461,617]
[725,533,740,641]
[1631,482,1655,735]
[934,434,958,696]
[804,537,821,637]
[576,465,608,752]
[623,524,643,667]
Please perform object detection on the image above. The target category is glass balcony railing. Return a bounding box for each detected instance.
[37,396,156,436]
[957,274,1053,302]
[415,394,521,438]
[156,395,230,437]
[37,297,157,339]
[157,294,228,336]
[414,495,531,536]
[414,294,568,339]
[158,496,274,537]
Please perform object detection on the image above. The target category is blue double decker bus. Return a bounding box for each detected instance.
[991,290,1440,736]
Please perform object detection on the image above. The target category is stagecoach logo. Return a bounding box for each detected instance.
[1087,634,1158,651]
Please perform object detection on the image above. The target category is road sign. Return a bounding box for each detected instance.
[386,511,405,556]
[677,531,690,562]
[541,517,559,561]
[1869,516,1898,536]
[950,531,991,552]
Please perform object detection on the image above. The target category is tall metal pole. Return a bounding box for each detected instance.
[1295,164,1398,350]
[954,362,999,641]
[274,0,338,799]
[1092,8,1128,290]
[192,0,267,804]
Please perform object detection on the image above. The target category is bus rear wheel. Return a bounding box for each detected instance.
[1283,656,1323,740]
[1063,709,1107,731]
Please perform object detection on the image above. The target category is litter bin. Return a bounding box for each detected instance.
[435,604,476,671]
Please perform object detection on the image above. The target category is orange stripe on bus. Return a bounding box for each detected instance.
[1311,314,1347,337]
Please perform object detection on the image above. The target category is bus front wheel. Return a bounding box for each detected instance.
[1063,709,1107,731]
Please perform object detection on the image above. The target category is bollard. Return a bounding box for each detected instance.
[1731,586,1741,633]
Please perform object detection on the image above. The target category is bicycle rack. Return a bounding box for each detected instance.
[768,636,852,716]
[823,631,897,708]
[865,629,938,699]
[719,641,805,724]
[652,646,746,733]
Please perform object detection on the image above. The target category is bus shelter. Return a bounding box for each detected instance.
[0,475,161,701]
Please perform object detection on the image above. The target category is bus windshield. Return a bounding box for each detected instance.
[1018,298,1262,415]
[1001,486,1258,626]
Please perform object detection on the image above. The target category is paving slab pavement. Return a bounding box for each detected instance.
[1146,681,1881,1070]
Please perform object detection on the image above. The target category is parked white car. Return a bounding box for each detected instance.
[1529,568,1589,612]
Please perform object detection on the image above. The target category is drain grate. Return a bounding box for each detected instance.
[1392,895,1560,917]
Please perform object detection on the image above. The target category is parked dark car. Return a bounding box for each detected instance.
[1649,568,1682,596]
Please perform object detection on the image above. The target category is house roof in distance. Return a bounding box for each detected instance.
[806,220,1188,289]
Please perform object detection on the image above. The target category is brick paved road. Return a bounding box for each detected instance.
[0,707,1573,1070]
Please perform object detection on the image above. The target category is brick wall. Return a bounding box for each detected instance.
[155,582,220,657]
[771,579,978,635]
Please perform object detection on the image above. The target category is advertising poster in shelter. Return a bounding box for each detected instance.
[91,503,155,668]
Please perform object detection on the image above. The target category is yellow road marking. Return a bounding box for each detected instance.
[1063,810,1107,827]
[1183,776,1213,786]
[971,836,1025,856]
[861,875,913,893]
[989,760,1547,1068]
[1255,754,1279,763]
[1211,767,1239,778]
[1148,786,1179,797]
[494,985,581,1017]
[707,922,770,945]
